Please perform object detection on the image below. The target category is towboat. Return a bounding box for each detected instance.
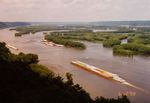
[71,61,126,84]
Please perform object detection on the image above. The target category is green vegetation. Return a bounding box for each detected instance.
[113,46,134,57]
[103,39,121,47]
[128,34,150,45]
[112,33,150,56]
[13,25,128,42]
[49,31,97,42]
[13,25,92,34]
[13,25,150,56]
[49,31,128,43]
[45,31,128,49]
[113,43,150,56]
[13,25,55,34]
[0,42,130,103]
[45,34,86,49]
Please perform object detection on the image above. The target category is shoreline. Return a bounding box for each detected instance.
[41,38,64,47]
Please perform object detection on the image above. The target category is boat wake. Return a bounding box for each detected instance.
[123,82,150,95]
[71,61,150,95]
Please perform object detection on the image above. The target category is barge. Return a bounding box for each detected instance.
[6,44,18,50]
[71,61,126,84]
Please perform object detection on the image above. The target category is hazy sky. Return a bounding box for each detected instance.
[0,0,150,22]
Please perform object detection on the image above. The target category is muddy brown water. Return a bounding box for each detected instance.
[0,28,150,103]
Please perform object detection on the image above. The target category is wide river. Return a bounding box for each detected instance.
[0,28,150,103]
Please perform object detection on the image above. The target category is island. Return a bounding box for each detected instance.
[13,25,150,56]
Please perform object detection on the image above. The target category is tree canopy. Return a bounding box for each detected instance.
[0,42,130,103]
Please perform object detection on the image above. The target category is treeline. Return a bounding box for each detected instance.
[103,39,121,47]
[48,31,130,49]
[113,43,150,56]
[12,26,54,35]
[102,33,150,56]
[102,34,128,47]
[0,22,30,29]
[0,42,130,103]
[13,25,92,35]
[45,35,86,49]
[46,31,130,49]
[128,34,150,45]
[50,32,97,42]
[13,25,129,44]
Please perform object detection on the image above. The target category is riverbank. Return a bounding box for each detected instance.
[41,38,64,47]
[44,34,86,49]
[0,28,150,103]
[13,25,150,56]
[0,42,131,103]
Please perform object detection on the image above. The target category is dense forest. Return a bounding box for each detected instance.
[0,42,130,103]
[44,31,128,49]
[45,34,86,49]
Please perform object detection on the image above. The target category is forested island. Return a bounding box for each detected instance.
[13,25,150,56]
[0,42,130,103]
[45,30,150,56]
[44,33,86,49]
[113,34,150,56]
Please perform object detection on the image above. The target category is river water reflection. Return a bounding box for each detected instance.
[0,28,150,103]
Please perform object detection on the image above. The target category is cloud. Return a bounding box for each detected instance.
[60,0,75,4]
[0,0,150,21]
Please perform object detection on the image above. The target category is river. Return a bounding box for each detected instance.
[0,28,150,103]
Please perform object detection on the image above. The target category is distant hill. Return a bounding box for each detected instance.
[0,22,30,29]
[1,21,150,29]
[90,21,150,27]
[30,21,150,27]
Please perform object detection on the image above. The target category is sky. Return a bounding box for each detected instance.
[0,0,150,22]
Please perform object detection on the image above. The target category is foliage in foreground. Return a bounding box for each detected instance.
[0,42,130,103]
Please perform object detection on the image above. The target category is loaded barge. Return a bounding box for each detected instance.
[71,61,126,84]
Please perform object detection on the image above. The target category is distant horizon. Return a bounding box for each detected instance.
[1,19,150,23]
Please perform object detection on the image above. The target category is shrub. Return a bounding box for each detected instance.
[103,39,121,47]
[113,43,150,56]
